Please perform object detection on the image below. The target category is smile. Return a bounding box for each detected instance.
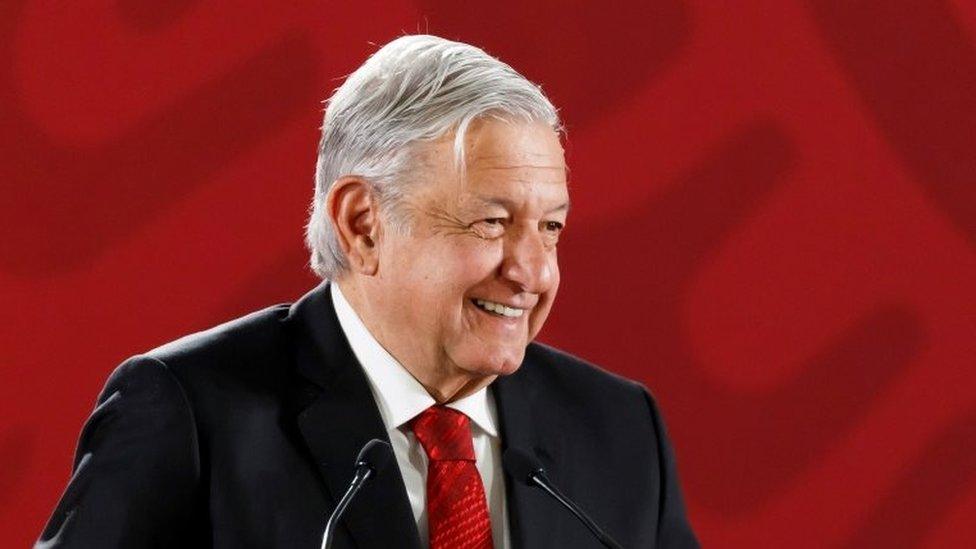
[472,299,526,318]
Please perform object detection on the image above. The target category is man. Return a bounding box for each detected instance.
[37,35,699,548]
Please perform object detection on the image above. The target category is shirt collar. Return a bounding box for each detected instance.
[330,283,498,437]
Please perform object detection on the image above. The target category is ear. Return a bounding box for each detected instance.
[325,176,380,276]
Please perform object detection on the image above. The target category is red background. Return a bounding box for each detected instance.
[3,1,975,547]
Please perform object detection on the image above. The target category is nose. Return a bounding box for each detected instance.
[499,225,556,294]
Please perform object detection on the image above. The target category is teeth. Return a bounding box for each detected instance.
[475,299,525,318]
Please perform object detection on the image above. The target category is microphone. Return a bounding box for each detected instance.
[503,447,623,549]
[320,439,394,549]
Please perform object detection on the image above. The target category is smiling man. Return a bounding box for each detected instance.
[38,36,699,548]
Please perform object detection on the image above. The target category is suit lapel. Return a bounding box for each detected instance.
[290,283,422,549]
[493,359,565,549]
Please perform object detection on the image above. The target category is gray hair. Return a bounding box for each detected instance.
[305,34,561,280]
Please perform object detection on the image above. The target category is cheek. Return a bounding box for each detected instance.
[447,239,503,278]
[407,240,501,304]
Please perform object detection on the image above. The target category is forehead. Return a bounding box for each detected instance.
[466,117,565,167]
[417,119,568,207]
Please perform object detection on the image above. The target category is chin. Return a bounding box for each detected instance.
[461,345,525,377]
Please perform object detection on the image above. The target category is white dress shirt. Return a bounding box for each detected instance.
[330,284,510,548]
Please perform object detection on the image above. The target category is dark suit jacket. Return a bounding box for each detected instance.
[37,283,699,548]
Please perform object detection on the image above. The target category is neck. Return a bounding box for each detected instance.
[335,277,495,403]
[425,372,496,404]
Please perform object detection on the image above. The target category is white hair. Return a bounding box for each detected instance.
[305,34,561,280]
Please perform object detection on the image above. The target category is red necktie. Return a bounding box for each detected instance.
[412,406,494,549]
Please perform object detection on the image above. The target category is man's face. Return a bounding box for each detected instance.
[370,119,568,387]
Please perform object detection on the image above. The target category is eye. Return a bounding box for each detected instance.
[471,218,506,238]
[540,220,564,248]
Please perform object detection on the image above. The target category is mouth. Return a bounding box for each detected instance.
[470,298,527,319]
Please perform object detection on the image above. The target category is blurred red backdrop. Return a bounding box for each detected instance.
[3,1,975,547]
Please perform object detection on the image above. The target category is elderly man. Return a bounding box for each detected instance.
[38,35,699,548]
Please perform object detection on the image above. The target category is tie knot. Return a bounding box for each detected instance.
[411,406,476,462]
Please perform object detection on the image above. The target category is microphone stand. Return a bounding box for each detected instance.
[527,470,623,549]
[320,465,373,549]
[320,439,392,549]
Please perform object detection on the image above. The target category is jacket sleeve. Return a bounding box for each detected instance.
[642,388,700,549]
[36,355,202,548]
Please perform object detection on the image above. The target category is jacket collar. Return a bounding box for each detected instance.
[288,282,422,548]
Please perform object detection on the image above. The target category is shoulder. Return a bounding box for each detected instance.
[521,340,649,401]
[103,303,300,411]
[512,341,662,436]
[93,301,314,441]
[145,304,294,369]
[518,347,698,547]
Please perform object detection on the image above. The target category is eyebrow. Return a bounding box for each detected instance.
[470,195,571,215]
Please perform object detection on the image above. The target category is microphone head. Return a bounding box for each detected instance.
[503,447,546,485]
[355,439,394,475]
